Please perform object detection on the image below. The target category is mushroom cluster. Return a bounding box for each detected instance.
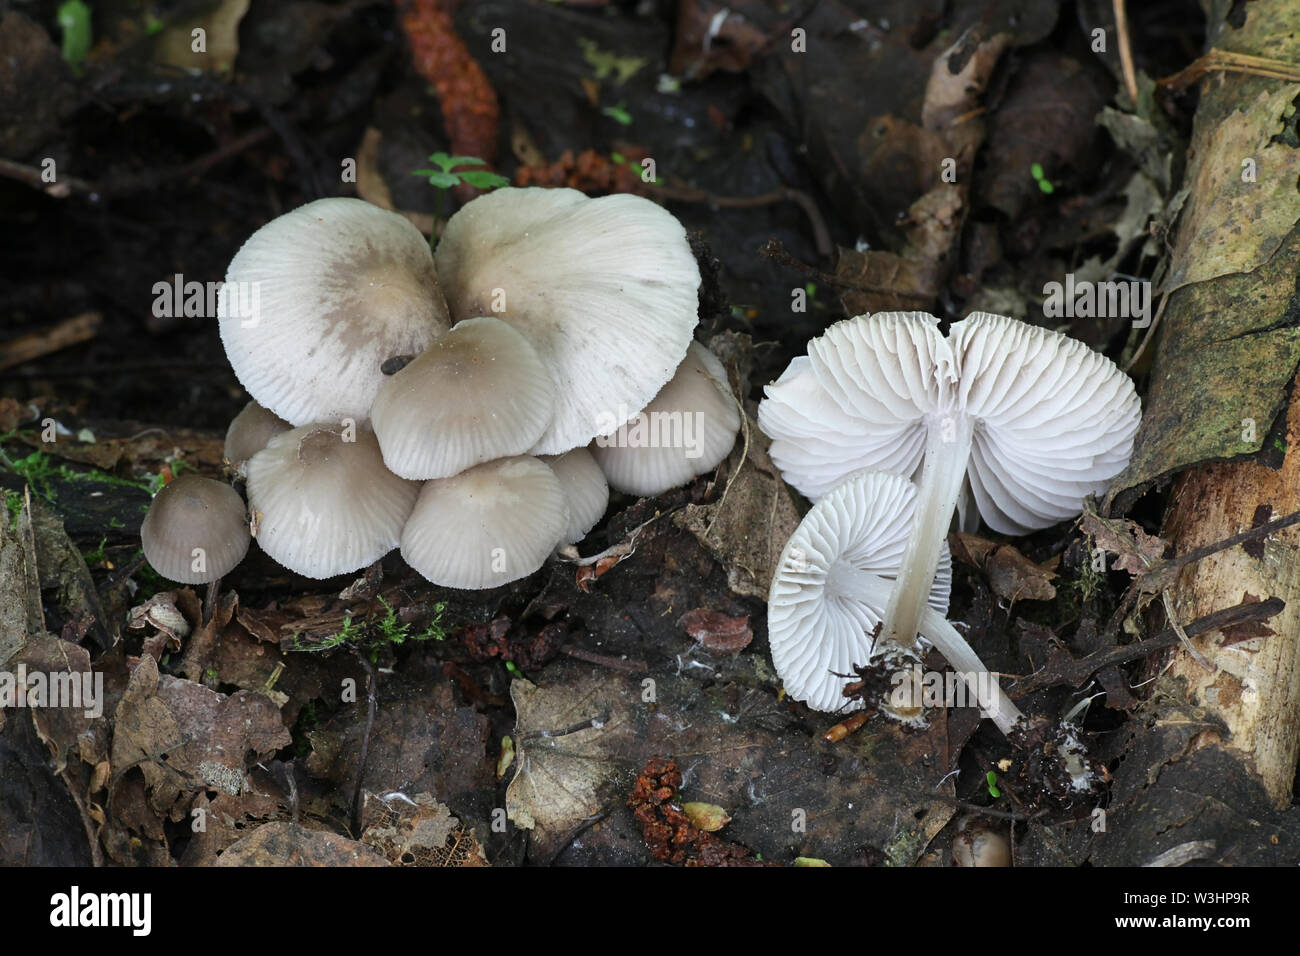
[140,190,742,591]
[760,311,1140,730]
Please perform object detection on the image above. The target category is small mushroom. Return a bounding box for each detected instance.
[370,316,556,479]
[759,311,1139,651]
[540,445,609,544]
[767,469,1024,734]
[219,197,452,426]
[401,456,569,589]
[224,400,291,473]
[591,341,741,496]
[141,474,250,584]
[246,423,419,579]
[434,187,701,454]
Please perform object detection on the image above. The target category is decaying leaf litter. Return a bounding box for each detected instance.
[3,0,1300,866]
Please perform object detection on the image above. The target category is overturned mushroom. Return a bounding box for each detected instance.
[760,311,1139,651]
[433,187,701,454]
[141,474,250,584]
[246,423,419,579]
[768,469,1024,734]
[219,197,452,426]
[402,456,569,589]
[591,341,741,496]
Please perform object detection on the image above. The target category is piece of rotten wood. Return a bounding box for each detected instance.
[1009,596,1284,697]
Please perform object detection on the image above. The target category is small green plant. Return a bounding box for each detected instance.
[505,660,523,678]
[413,153,510,238]
[1030,162,1055,195]
[291,598,448,662]
[82,536,109,568]
[609,151,663,186]
[57,1,92,73]
[602,102,633,126]
[3,489,22,531]
[985,770,1002,798]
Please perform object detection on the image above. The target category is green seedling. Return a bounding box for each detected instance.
[57,1,92,73]
[505,660,522,678]
[413,152,509,241]
[602,102,633,126]
[609,151,663,185]
[1030,162,1055,195]
[986,770,1002,798]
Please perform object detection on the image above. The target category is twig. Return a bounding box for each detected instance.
[1161,48,1300,92]
[1010,596,1285,696]
[760,238,901,296]
[0,128,273,199]
[349,653,379,836]
[660,184,834,258]
[561,646,649,674]
[60,767,104,867]
[1125,290,1168,372]
[1112,0,1140,107]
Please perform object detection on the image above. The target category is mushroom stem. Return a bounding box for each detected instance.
[828,562,1025,736]
[877,412,974,652]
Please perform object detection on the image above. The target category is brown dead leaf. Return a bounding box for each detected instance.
[359,791,487,867]
[215,821,389,866]
[951,533,1057,603]
[128,589,201,661]
[1078,511,1169,576]
[110,655,290,822]
[675,412,800,601]
[677,609,752,656]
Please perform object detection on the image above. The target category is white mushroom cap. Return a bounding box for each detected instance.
[590,341,741,496]
[371,316,556,480]
[141,474,251,584]
[401,456,569,589]
[540,446,609,544]
[224,400,291,470]
[246,424,419,579]
[219,198,452,426]
[433,187,701,455]
[768,470,952,712]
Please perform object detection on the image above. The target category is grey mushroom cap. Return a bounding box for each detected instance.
[224,400,291,471]
[433,187,701,455]
[590,341,741,496]
[768,470,952,713]
[141,474,251,584]
[371,316,556,480]
[540,446,609,543]
[219,198,452,426]
[246,423,419,579]
[401,456,569,590]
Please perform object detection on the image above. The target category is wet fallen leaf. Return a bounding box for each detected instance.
[951,533,1057,603]
[1078,511,1169,576]
[678,609,752,656]
[215,821,389,867]
[360,791,488,867]
[681,801,731,832]
[110,655,291,822]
